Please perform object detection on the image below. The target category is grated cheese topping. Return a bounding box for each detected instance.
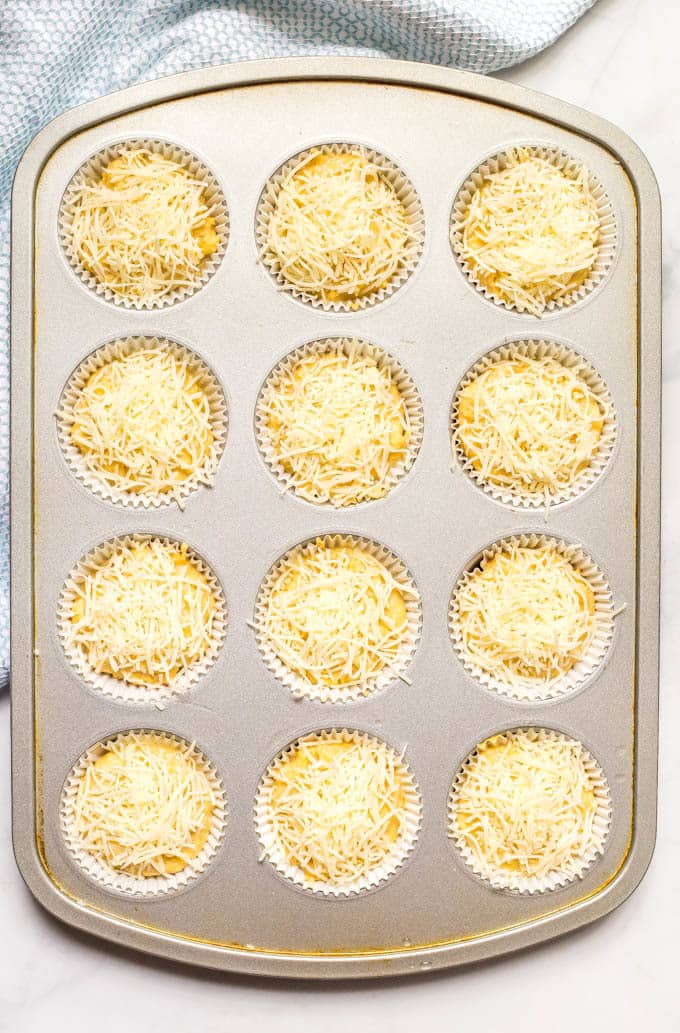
[455,356,607,501]
[263,150,412,307]
[454,544,596,688]
[265,733,408,885]
[70,733,216,878]
[458,149,600,315]
[261,345,410,506]
[450,730,600,882]
[67,539,218,687]
[66,348,216,501]
[259,542,412,691]
[66,148,220,304]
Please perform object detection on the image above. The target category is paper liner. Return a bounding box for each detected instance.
[56,336,228,510]
[60,730,227,897]
[254,728,422,897]
[58,138,229,309]
[255,337,423,507]
[254,533,421,704]
[451,339,617,509]
[450,145,617,315]
[448,727,612,894]
[449,534,615,702]
[58,534,227,706]
[255,143,424,312]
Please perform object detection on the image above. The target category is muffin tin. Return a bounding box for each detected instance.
[10,58,660,978]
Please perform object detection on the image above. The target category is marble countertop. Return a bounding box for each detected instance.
[1,0,677,1028]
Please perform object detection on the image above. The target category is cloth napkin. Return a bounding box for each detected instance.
[0,0,596,689]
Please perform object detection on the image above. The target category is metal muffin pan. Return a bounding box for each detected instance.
[10,57,660,978]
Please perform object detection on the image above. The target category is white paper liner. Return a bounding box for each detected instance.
[255,143,425,312]
[255,337,423,507]
[449,533,615,702]
[448,727,612,894]
[450,145,617,315]
[253,533,422,703]
[56,336,228,509]
[58,534,227,706]
[58,138,229,309]
[254,728,422,897]
[451,339,617,509]
[60,730,227,897]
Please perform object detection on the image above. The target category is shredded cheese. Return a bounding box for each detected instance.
[450,729,601,883]
[66,348,216,501]
[70,733,216,878]
[66,148,220,304]
[454,544,596,688]
[265,733,408,885]
[259,541,412,692]
[67,539,218,687]
[260,345,410,506]
[458,149,600,315]
[455,356,607,501]
[264,150,412,307]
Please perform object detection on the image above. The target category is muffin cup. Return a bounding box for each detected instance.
[448,727,612,893]
[58,534,227,706]
[58,138,229,309]
[56,336,228,510]
[254,533,422,703]
[60,730,227,897]
[255,143,425,312]
[450,145,617,315]
[451,339,616,509]
[449,533,615,702]
[256,336,423,507]
[254,728,422,897]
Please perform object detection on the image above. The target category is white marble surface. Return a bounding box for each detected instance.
[1,0,677,1028]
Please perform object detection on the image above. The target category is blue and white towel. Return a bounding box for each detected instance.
[0,0,596,688]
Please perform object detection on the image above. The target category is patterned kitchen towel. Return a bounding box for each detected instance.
[0,0,596,688]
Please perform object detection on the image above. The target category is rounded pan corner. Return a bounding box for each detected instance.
[11,824,79,930]
[610,824,657,906]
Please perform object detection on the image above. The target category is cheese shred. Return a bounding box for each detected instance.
[454,543,596,689]
[66,539,219,687]
[66,348,218,502]
[65,147,221,304]
[259,541,414,692]
[450,729,603,884]
[260,344,411,506]
[263,149,413,307]
[69,733,217,878]
[458,149,601,315]
[263,733,409,886]
[454,355,607,502]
